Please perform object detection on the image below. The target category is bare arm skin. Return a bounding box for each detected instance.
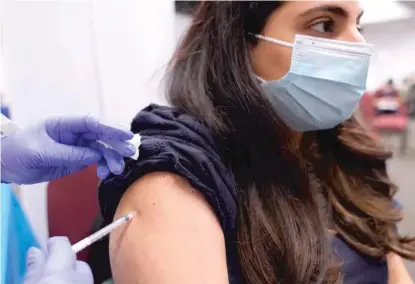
[109,172,229,284]
[387,253,414,284]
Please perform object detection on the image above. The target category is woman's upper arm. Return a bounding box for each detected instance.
[387,253,413,284]
[109,172,229,284]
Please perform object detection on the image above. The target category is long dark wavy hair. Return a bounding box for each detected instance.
[166,2,415,283]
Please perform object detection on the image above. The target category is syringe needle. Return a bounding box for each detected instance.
[72,211,136,253]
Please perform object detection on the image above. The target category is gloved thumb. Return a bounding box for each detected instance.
[24,247,46,283]
[47,144,101,167]
[44,237,76,274]
[74,261,94,283]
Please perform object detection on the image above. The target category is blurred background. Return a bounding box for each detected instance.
[0,0,414,279]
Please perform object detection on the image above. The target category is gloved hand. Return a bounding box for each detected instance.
[1,115,136,184]
[24,237,93,284]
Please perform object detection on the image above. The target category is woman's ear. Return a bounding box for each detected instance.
[247,41,255,51]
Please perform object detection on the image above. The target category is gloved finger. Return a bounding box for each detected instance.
[69,115,133,140]
[100,140,136,157]
[47,165,89,182]
[97,159,110,180]
[102,147,125,176]
[74,261,94,283]
[89,142,126,175]
[44,237,76,273]
[46,144,101,167]
[100,145,125,175]
[24,247,46,283]
[80,133,136,158]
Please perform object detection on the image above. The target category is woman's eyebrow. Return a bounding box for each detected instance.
[300,5,348,18]
[300,4,363,19]
[299,4,364,22]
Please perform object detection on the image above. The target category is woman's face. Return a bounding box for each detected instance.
[251,1,366,81]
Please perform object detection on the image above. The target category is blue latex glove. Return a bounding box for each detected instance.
[1,115,136,184]
[24,237,93,284]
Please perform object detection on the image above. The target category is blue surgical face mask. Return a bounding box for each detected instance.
[254,34,373,132]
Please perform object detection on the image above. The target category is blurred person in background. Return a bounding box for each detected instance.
[98,2,415,284]
[402,76,415,118]
[373,79,403,116]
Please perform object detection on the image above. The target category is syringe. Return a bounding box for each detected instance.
[72,211,136,253]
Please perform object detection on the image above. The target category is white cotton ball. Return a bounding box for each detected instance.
[128,134,141,160]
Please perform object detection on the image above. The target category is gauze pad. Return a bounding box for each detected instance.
[128,134,141,160]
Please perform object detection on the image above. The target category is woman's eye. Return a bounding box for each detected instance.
[310,20,335,33]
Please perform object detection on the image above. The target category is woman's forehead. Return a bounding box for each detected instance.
[278,1,364,19]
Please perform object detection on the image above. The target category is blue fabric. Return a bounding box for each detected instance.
[99,104,388,283]
[1,106,10,119]
[1,184,40,284]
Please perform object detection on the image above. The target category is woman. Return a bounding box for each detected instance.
[99,2,415,283]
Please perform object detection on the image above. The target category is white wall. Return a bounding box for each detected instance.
[174,12,191,46]
[2,0,175,245]
[364,18,415,90]
[360,0,414,25]
[90,0,174,125]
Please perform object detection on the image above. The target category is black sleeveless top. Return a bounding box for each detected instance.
[99,104,389,284]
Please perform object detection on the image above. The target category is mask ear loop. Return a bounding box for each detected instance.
[248,33,294,48]
[253,74,266,84]
[247,33,293,84]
